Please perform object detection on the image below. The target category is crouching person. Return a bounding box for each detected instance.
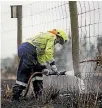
[11,29,68,101]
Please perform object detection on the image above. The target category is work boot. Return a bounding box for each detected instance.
[32,80,43,99]
[11,84,26,101]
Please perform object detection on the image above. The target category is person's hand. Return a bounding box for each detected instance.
[42,69,50,75]
[51,65,58,73]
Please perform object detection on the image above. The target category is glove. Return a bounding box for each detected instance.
[51,65,58,73]
[42,69,50,75]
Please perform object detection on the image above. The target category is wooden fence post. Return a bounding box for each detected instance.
[69,1,81,78]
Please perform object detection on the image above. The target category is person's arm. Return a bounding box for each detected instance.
[38,38,54,64]
[38,38,58,72]
[45,38,58,72]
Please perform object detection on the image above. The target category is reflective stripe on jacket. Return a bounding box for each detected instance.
[26,32,56,65]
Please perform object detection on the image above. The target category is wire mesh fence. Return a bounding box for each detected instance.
[1,1,102,108]
[22,1,102,92]
[1,0,102,93]
[77,1,102,93]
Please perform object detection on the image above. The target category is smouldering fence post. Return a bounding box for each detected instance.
[69,1,81,78]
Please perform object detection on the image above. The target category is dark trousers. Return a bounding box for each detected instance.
[33,75,43,98]
[12,42,43,100]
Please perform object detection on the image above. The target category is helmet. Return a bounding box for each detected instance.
[56,29,68,43]
[48,29,68,43]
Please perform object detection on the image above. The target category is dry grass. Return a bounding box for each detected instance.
[1,82,102,108]
[1,71,102,108]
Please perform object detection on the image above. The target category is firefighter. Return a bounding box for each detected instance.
[11,29,68,101]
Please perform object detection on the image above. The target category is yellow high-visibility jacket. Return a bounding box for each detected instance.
[26,32,56,65]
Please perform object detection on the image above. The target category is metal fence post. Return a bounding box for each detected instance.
[17,5,22,49]
[11,5,22,62]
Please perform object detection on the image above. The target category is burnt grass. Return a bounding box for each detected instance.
[1,89,102,108]
[1,79,102,108]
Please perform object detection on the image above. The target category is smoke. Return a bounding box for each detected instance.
[54,39,73,72]
[54,43,63,53]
